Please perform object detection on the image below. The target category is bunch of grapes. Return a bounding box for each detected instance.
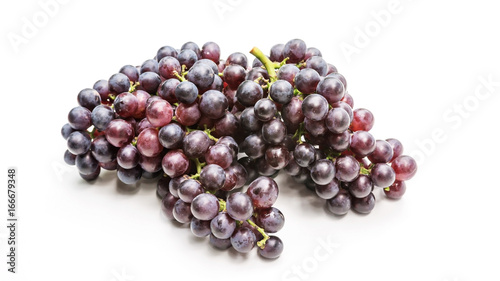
[61,39,417,259]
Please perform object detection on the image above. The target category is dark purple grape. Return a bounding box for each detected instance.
[246,67,269,87]
[327,72,347,89]
[255,207,284,233]
[310,159,335,185]
[265,146,290,170]
[113,92,138,118]
[240,134,267,159]
[282,96,304,127]
[255,157,278,177]
[350,131,376,157]
[67,131,91,155]
[205,144,233,169]
[223,65,246,88]
[295,68,320,94]
[138,72,161,95]
[262,119,286,145]
[213,112,239,137]
[386,138,404,162]
[222,162,248,191]
[64,150,76,165]
[190,218,211,237]
[181,41,201,59]
[79,167,100,181]
[93,79,111,103]
[117,166,142,185]
[61,123,75,140]
[156,45,178,62]
[240,107,263,132]
[238,157,258,184]
[231,227,256,253]
[326,190,351,215]
[325,107,350,134]
[246,176,278,208]
[139,153,163,173]
[140,59,159,74]
[335,155,360,182]
[161,192,177,219]
[384,181,406,199]
[186,63,215,89]
[158,56,181,79]
[269,44,285,62]
[258,236,283,259]
[175,81,198,104]
[283,39,307,63]
[254,99,277,122]
[277,64,300,87]
[216,136,239,160]
[68,106,92,130]
[284,155,301,176]
[191,193,219,220]
[161,149,189,178]
[304,47,322,60]
[201,41,220,63]
[169,176,188,198]
[349,174,373,198]
[91,135,117,163]
[269,80,293,104]
[315,179,340,199]
[209,233,232,250]
[177,49,198,69]
[77,88,101,110]
[158,79,180,103]
[236,80,263,107]
[293,143,316,167]
[352,193,376,214]
[158,123,184,149]
[331,101,353,121]
[157,176,170,198]
[108,73,130,94]
[178,179,204,203]
[226,192,253,221]
[76,151,99,175]
[91,105,114,131]
[304,117,328,137]
[306,56,328,76]
[183,130,211,159]
[368,140,394,164]
[199,90,228,119]
[302,94,328,121]
[173,199,193,223]
[371,163,396,187]
[200,164,226,192]
[225,52,248,69]
[316,77,345,105]
[211,212,236,239]
[326,131,351,152]
[136,128,162,157]
[341,92,353,107]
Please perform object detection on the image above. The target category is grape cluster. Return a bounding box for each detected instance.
[61,39,417,259]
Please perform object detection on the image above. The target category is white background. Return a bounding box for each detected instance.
[1,0,499,281]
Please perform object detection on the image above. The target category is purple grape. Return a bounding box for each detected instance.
[178,179,204,203]
[210,212,236,239]
[190,218,212,237]
[67,131,91,155]
[199,164,226,192]
[231,227,256,253]
[77,88,101,110]
[326,190,351,215]
[117,166,142,185]
[255,207,284,233]
[246,176,279,209]
[68,106,92,130]
[258,236,284,259]
[349,174,373,198]
[226,192,253,221]
[335,155,360,182]
[315,179,340,199]
[191,193,219,221]
[173,199,193,224]
[302,94,328,121]
[161,149,189,178]
[371,163,396,187]
[352,193,376,214]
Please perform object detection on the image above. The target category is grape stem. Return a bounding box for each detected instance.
[250,47,277,83]
[129,81,140,92]
[292,123,305,144]
[246,219,270,249]
[173,71,186,82]
[359,166,371,175]
[218,199,226,212]
[203,125,219,142]
[190,158,206,180]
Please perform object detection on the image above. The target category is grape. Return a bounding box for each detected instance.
[226,52,248,68]
[326,64,338,75]
[284,155,301,176]
[173,199,193,224]
[255,207,284,233]
[139,153,163,173]
[61,123,75,140]
[175,102,201,126]
[316,77,345,105]
[326,130,351,152]
[169,176,187,198]
[191,193,219,221]
[222,162,248,191]
[391,155,417,181]
[93,79,111,103]
[200,164,226,192]
[177,49,198,69]
[269,80,293,104]
[349,174,373,198]
[199,90,228,119]
[67,131,91,155]
[174,81,198,105]
[310,159,335,185]
[236,80,263,107]
[209,234,232,250]
[327,72,347,89]
[161,150,189,178]
[305,47,322,59]
[223,64,246,88]
[135,118,154,135]
[211,212,236,239]
[283,38,307,63]
[262,119,286,145]
[158,123,184,149]
[181,41,201,59]
[269,44,285,62]
[254,98,277,122]
[240,107,263,132]
[238,157,259,184]
[255,157,278,177]
[277,64,300,87]
[190,218,212,237]
[371,163,396,187]
[384,181,406,199]
[246,67,269,87]
[161,192,178,219]
[368,140,394,164]
[265,146,290,170]
[178,179,204,203]
[156,45,178,62]
[215,137,238,160]
[304,117,328,137]
[326,190,351,215]
[226,192,253,221]
[315,179,340,199]
[105,119,135,147]
[306,56,328,76]
[117,166,142,185]
[140,59,159,74]
[76,151,99,175]
[136,128,162,157]
[158,78,180,103]
[91,135,117,163]
[295,68,321,94]
[64,150,76,165]
[146,99,173,127]
[108,73,130,94]
[114,93,138,118]
[231,227,256,253]
[157,176,170,198]
[68,106,92,130]
[350,108,374,132]
[282,96,304,126]
[293,143,316,167]
[158,56,181,79]
[138,72,161,95]
[80,167,100,181]
[258,236,284,259]
[350,131,376,157]
[131,90,151,120]
[335,155,360,182]
[246,176,279,208]
[241,134,267,159]
[186,63,215,89]
[201,41,220,63]
[183,130,211,159]
[77,88,101,110]
[213,112,239,137]
[352,193,376,214]
[302,94,328,121]
[325,107,350,134]
[205,144,233,169]
[386,138,404,161]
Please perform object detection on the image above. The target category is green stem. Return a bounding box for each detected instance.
[173,71,186,82]
[218,199,226,212]
[129,81,140,92]
[190,158,206,180]
[384,187,391,191]
[250,47,277,82]
[246,219,270,249]
[292,123,305,144]
[360,166,371,175]
[203,125,219,142]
